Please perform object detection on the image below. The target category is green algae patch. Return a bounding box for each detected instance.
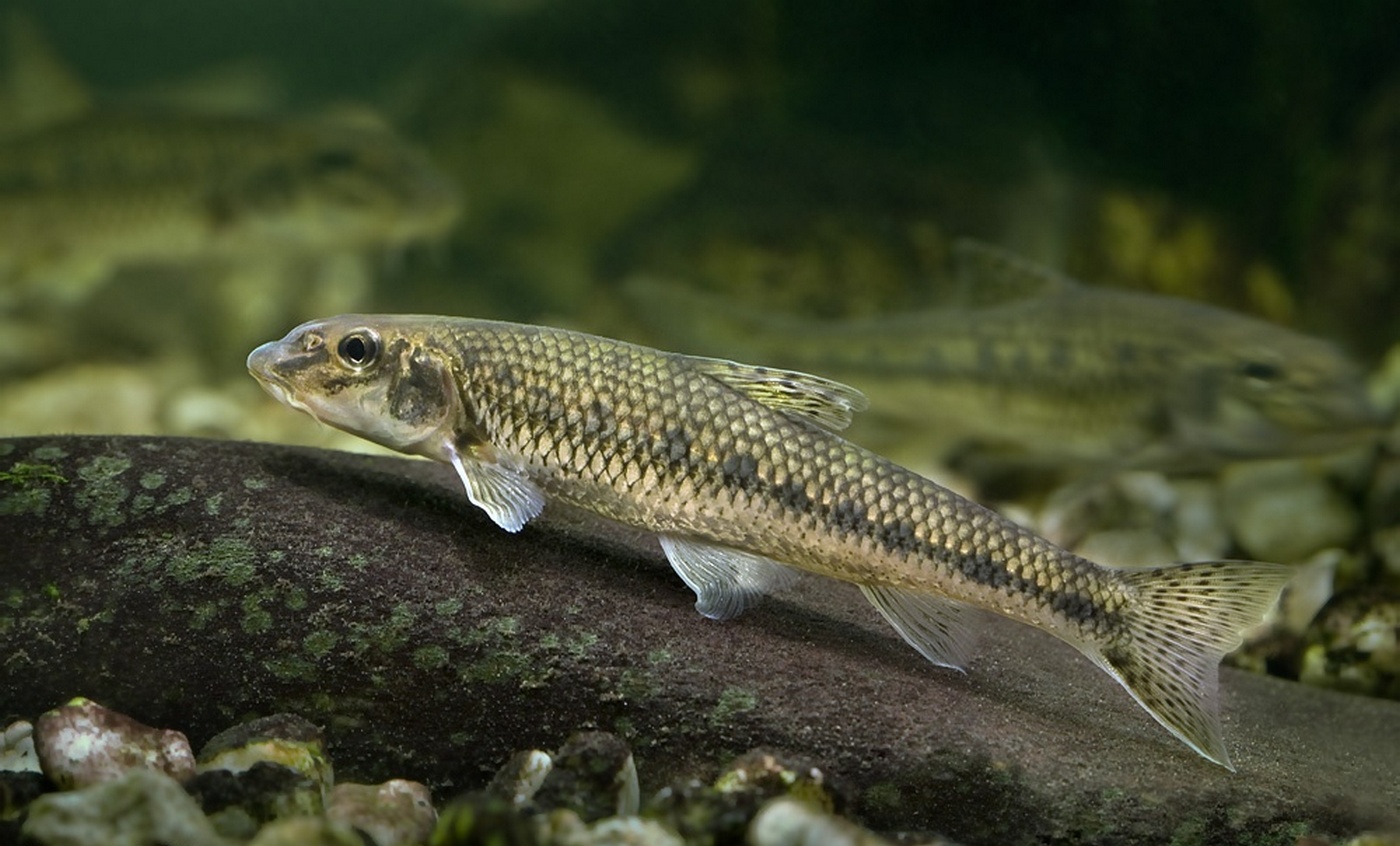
[283,587,308,611]
[73,455,133,528]
[190,602,221,630]
[208,537,259,586]
[164,487,193,508]
[0,461,70,517]
[413,644,450,671]
[28,445,66,461]
[709,687,758,726]
[0,462,68,487]
[265,654,318,681]
[139,471,166,490]
[434,598,464,617]
[241,595,273,635]
[303,629,339,659]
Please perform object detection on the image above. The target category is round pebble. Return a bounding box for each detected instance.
[33,698,195,790]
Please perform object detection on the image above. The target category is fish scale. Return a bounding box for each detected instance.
[249,314,1293,769]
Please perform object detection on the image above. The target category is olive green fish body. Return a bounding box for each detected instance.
[625,243,1379,468]
[249,314,1292,769]
[0,111,459,288]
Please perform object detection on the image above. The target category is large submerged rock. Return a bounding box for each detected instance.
[1,435,1396,843]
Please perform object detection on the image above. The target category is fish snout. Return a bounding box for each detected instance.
[246,340,283,384]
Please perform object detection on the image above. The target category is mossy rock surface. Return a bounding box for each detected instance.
[1,435,1396,844]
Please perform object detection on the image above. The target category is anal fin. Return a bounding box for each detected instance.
[861,584,977,672]
[658,534,798,620]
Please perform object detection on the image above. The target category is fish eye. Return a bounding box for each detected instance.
[1240,360,1283,383]
[337,330,379,369]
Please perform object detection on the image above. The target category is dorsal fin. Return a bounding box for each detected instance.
[951,238,1079,306]
[689,356,869,432]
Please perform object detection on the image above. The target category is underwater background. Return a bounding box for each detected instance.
[2,1,1399,844]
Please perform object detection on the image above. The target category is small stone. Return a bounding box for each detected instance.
[430,793,536,845]
[487,749,554,806]
[1,720,40,773]
[0,771,48,819]
[645,780,758,845]
[196,713,331,804]
[1222,459,1360,563]
[327,779,436,846]
[245,816,366,846]
[747,797,896,846]
[33,698,195,789]
[185,761,324,839]
[532,732,638,822]
[715,750,836,815]
[1275,549,1343,634]
[1299,588,1400,699]
[537,809,684,846]
[20,768,229,846]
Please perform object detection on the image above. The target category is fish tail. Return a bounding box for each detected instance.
[1082,560,1293,770]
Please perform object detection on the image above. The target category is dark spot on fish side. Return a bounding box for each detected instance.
[583,398,614,438]
[721,453,761,492]
[958,553,1010,589]
[1116,341,1138,364]
[874,519,918,554]
[1048,589,1101,625]
[772,478,811,512]
[828,499,872,535]
[1047,339,1070,369]
[492,363,519,391]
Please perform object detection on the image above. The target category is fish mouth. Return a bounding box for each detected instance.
[247,341,317,419]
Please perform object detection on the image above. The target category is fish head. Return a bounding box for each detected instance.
[1174,331,1382,457]
[218,122,461,252]
[248,315,460,457]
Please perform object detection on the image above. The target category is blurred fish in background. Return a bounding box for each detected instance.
[624,240,1383,490]
[0,8,460,439]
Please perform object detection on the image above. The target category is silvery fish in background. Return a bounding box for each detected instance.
[249,314,1293,768]
[625,241,1380,476]
[0,10,461,374]
[0,10,460,305]
[0,110,460,301]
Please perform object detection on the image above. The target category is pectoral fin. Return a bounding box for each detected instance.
[861,584,976,671]
[658,534,798,620]
[690,357,869,432]
[446,441,546,533]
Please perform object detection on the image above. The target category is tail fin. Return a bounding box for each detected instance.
[1082,561,1293,770]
